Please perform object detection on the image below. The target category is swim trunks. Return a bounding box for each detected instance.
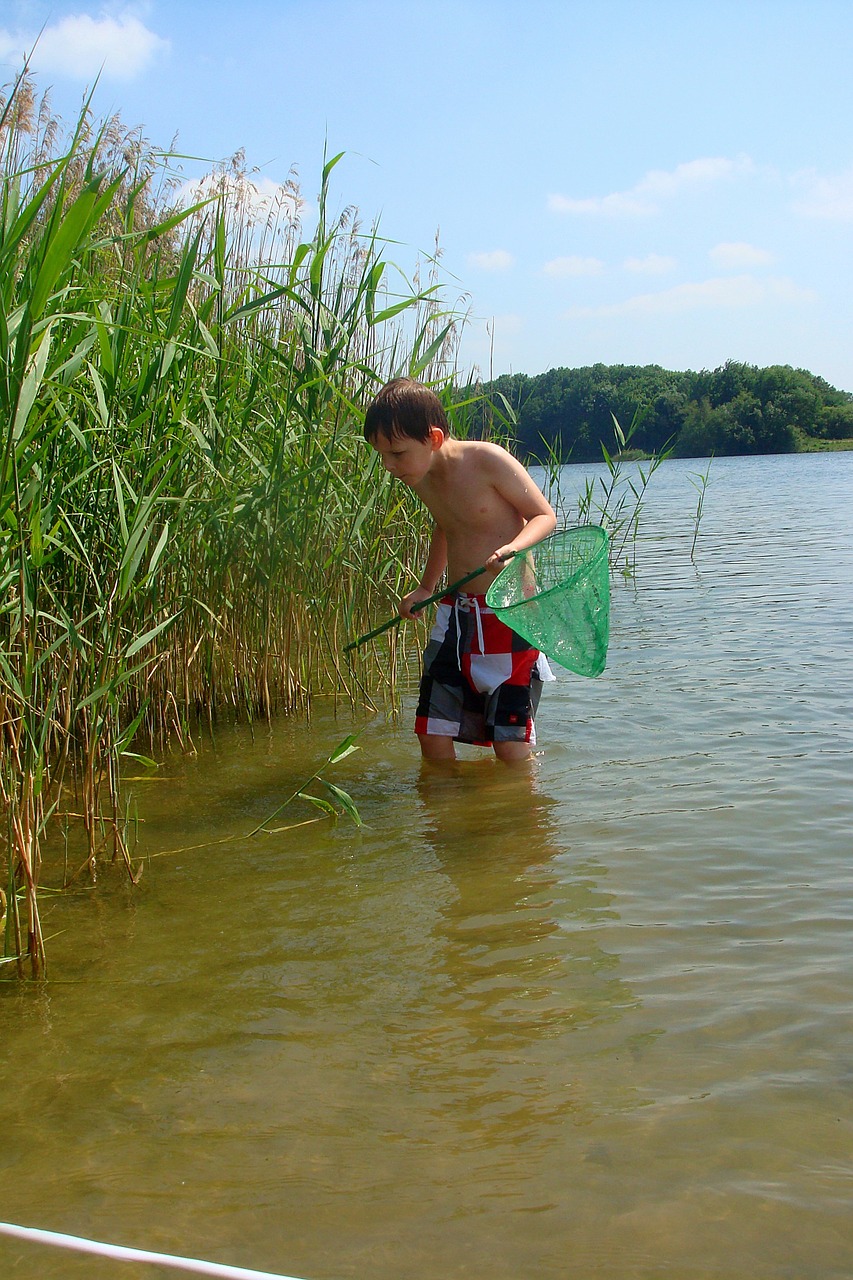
[415,592,554,746]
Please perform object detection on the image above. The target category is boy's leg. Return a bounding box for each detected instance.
[415,601,468,754]
[418,733,457,761]
[482,638,545,763]
[493,739,532,764]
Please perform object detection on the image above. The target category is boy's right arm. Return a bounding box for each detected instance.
[399,526,447,618]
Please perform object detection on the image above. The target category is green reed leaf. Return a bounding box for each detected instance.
[327,733,360,764]
[319,779,362,827]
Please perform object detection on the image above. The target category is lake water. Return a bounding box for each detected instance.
[2,451,852,1280]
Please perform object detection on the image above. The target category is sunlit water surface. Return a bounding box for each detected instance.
[2,452,852,1280]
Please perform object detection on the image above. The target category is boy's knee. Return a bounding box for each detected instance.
[493,739,532,764]
[418,733,457,761]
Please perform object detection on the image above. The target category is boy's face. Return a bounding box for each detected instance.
[369,426,443,487]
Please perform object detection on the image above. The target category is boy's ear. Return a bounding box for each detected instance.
[428,426,445,450]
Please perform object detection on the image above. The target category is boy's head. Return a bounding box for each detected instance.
[363,378,449,444]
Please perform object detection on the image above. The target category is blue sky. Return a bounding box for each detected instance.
[3,0,853,391]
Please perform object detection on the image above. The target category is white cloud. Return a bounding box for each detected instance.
[0,11,169,81]
[548,190,652,217]
[792,166,853,220]
[180,172,303,223]
[468,249,514,271]
[566,275,816,319]
[543,255,604,277]
[549,154,754,217]
[624,253,677,275]
[638,156,751,199]
[710,241,774,269]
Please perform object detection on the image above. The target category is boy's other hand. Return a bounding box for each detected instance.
[398,585,434,618]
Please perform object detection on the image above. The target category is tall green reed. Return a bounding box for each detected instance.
[0,74,459,974]
[688,456,713,561]
[574,411,674,574]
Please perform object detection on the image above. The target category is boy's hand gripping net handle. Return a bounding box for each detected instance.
[344,555,511,653]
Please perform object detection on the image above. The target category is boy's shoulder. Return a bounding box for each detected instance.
[451,438,517,466]
[428,439,535,503]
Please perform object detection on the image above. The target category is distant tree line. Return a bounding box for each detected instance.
[462,361,853,461]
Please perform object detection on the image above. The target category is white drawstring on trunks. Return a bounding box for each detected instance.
[454,592,485,667]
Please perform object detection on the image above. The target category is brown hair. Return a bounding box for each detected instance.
[363,377,449,443]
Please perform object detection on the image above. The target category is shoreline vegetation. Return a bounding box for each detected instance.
[0,73,459,975]
[463,364,853,465]
[1,72,850,976]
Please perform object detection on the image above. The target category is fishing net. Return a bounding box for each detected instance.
[485,525,610,677]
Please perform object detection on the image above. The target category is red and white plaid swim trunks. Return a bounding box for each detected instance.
[414,592,554,746]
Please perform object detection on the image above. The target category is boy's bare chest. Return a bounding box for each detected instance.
[423,474,503,531]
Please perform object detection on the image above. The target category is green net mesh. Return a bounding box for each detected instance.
[485,525,610,678]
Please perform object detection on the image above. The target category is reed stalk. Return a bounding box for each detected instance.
[0,74,459,974]
[575,411,674,575]
[688,457,713,561]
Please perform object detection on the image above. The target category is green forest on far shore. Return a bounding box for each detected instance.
[465,361,853,462]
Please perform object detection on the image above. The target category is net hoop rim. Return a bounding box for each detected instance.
[485,524,609,617]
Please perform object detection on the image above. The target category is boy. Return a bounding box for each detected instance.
[363,377,557,763]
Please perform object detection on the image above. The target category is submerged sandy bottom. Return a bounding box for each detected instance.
[2,452,852,1280]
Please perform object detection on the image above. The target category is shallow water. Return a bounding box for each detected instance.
[2,452,852,1280]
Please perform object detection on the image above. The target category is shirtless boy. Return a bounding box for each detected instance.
[363,377,557,763]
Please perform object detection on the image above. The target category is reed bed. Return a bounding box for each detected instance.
[0,73,459,975]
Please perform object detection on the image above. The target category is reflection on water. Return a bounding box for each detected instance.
[398,766,640,1146]
[416,764,634,1035]
[2,452,853,1279]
